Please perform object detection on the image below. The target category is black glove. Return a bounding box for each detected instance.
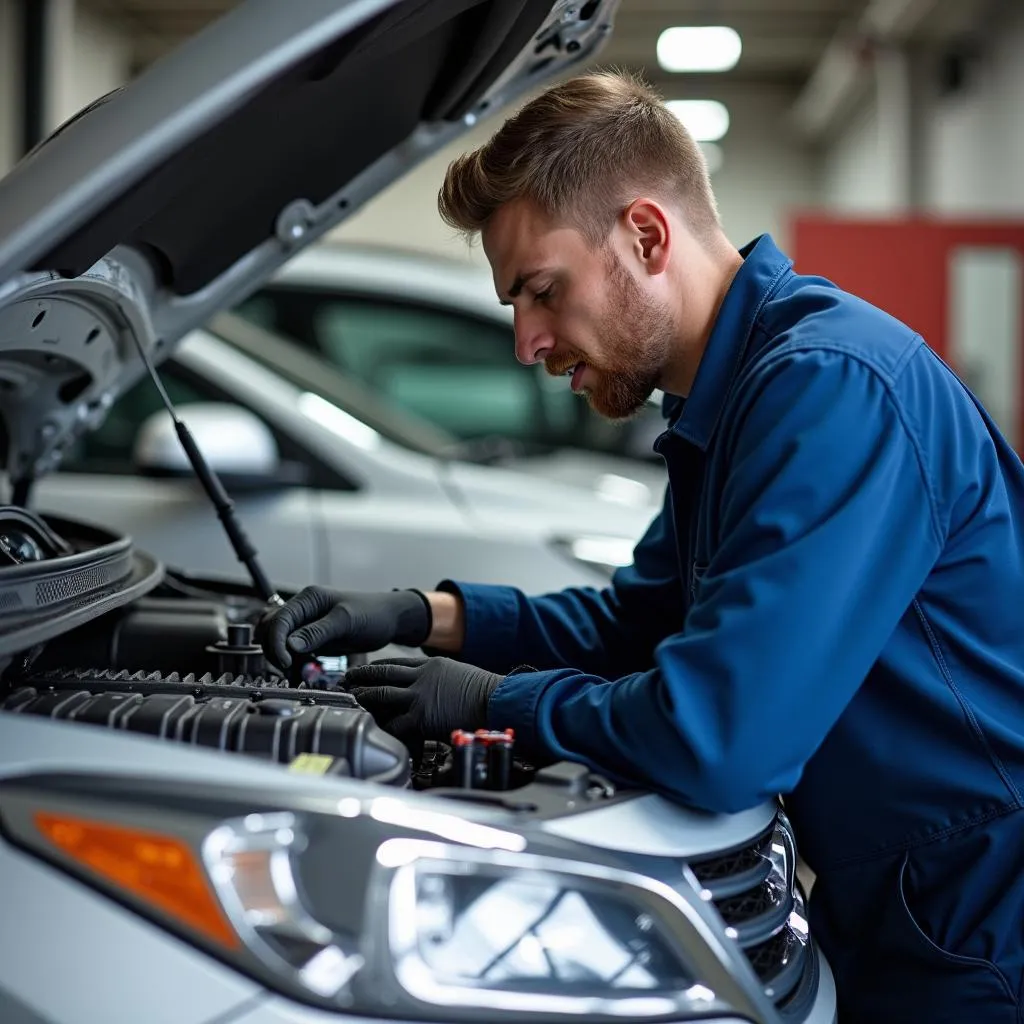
[259,587,431,670]
[345,656,504,745]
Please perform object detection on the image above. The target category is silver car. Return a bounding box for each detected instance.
[34,313,659,593]
[0,2,836,1023]
[235,241,670,495]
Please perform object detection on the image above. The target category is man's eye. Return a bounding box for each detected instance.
[535,286,554,303]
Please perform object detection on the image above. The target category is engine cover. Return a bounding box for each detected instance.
[2,667,409,786]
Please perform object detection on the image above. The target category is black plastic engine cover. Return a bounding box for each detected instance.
[28,598,234,677]
[2,668,409,786]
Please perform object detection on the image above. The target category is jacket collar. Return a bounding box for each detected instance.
[660,233,792,451]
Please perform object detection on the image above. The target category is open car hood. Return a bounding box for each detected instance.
[0,0,619,485]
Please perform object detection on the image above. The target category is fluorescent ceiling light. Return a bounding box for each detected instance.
[666,99,730,142]
[657,26,742,73]
[699,141,724,175]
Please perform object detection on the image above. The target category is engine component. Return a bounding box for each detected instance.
[0,506,73,566]
[29,597,233,676]
[450,727,514,790]
[2,667,408,785]
[129,328,284,607]
[0,514,157,659]
[205,622,264,677]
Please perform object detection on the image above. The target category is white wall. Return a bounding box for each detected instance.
[820,83,912,214]
[707,86,819,251]
[0,0,131,176]
[922,3,1024,215]
[821,100,880,211]
[46,1,132,132]
[0,0,21,174]
[335,84,819,264]
[819,2,1024,216]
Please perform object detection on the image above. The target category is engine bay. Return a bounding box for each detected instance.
[0,515,620,814]
[0,572,405,770]
[0,303,624,808]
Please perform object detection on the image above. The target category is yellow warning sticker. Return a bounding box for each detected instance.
[288,753,335,775]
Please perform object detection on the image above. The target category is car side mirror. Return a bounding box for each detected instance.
[133,402,292,490]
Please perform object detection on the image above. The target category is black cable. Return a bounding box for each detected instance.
[17,0,46,156]
[11,476,33,509]
[130,334,284,607]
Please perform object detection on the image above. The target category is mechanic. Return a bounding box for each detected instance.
[262,71,1024,1022]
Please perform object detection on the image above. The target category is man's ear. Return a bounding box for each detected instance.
[623,198,671,275]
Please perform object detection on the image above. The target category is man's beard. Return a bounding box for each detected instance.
[545,250,675,420]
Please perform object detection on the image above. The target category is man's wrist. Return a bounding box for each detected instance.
[423,590,466,652]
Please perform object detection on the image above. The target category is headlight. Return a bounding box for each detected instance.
[379,838,705,1017]
[2,778,775,1023]
[203,811,365,998]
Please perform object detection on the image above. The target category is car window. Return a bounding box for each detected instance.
[237,285,665,462]
[241,288,580,446]
[319,300,563,440]
[233,292,278,332]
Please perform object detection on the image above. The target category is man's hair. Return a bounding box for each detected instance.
[438,69,719,246]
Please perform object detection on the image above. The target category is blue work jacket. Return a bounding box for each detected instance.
[440,235,1024,1021]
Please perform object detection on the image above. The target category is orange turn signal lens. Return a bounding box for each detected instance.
[34,811,239,949]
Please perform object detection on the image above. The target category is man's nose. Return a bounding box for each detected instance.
[513,311,554,366]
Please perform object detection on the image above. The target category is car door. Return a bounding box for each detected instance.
[32,359,326,590]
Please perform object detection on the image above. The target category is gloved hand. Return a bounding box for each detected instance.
[345,656,504,745]
[259,587,432,670]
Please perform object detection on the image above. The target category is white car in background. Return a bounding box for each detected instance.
[235,241,669,499]
[34,313,657,593]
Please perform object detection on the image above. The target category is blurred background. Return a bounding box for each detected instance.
[0,0,1022,450]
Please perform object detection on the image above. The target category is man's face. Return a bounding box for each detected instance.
[482,199,676,420]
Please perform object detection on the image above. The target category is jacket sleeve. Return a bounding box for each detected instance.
[487,348,945,813]
[435,486,686,678]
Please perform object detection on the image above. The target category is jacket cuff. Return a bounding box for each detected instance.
[486,669,559,755]
[431,580,525,673]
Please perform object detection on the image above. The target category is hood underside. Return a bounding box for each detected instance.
[0,0,619,485]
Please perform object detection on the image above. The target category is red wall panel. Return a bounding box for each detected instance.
[790,215,1024,445]
[792,216,1024,359]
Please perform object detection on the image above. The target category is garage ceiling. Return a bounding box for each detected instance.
[79,0,867,89]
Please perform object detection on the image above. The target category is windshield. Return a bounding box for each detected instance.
[228,285,666,466]
[211,312,650,467]
[207,312,464,459]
